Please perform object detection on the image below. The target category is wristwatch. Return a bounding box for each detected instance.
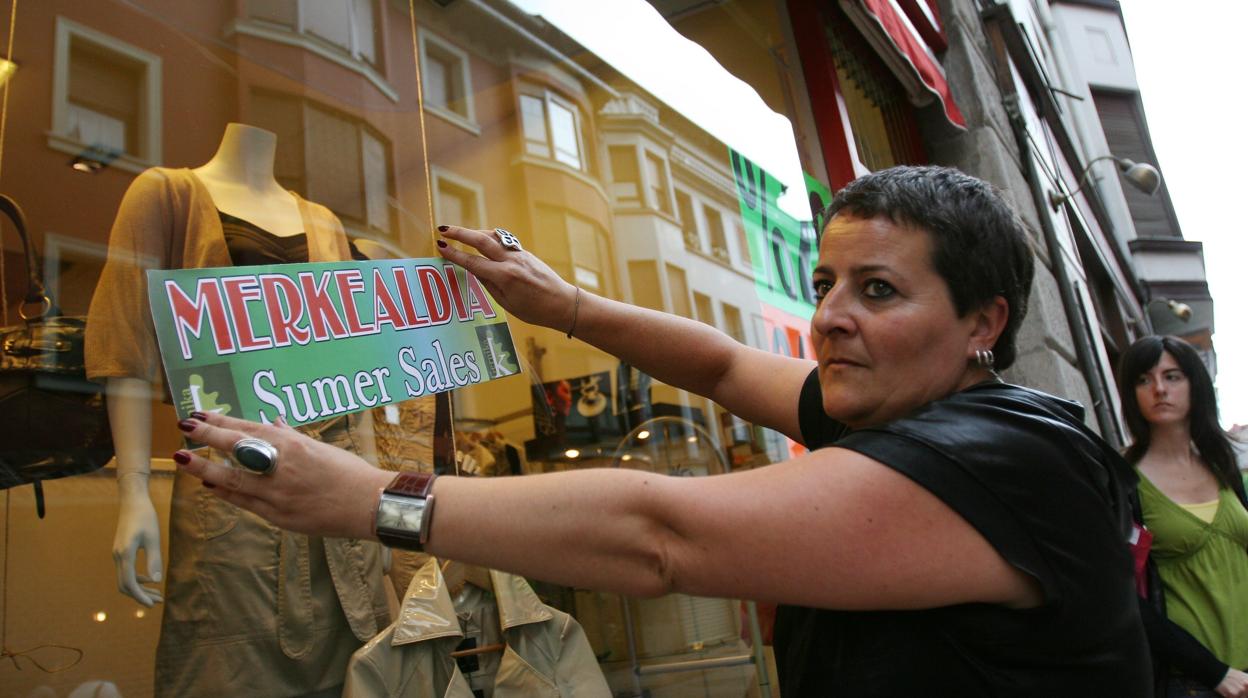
[374,472,437,551]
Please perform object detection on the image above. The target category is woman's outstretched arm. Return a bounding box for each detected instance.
[175,413,1039,611]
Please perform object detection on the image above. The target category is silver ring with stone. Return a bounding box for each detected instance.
[494,227,523,251]
[232,437,279,475]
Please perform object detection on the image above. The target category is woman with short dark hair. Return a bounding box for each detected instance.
[1120,335,1248,698]
[174,166,1151,696]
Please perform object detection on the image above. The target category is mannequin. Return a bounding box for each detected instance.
[89,123,389,698]
[109,123,306,606]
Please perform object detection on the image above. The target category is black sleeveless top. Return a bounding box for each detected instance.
[774,369,1152,697]
[220,211,366,265]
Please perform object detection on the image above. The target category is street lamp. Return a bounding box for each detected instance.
[1049,155,1161,210]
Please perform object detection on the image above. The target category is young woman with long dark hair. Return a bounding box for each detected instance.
[1120,335,1248,698]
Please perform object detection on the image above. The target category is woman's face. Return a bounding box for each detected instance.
[810,214,987,428]
[1134,351,1191,427]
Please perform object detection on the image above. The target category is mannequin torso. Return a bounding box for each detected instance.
[191,123,303,238]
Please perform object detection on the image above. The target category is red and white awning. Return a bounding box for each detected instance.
[840,0,967,130]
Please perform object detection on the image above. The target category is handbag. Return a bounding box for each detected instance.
[0,194,113,517]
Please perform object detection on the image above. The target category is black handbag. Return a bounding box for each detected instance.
[0,194,113,517]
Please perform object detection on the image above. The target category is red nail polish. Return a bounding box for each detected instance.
[202,481,215,490]
[190,411,208,420]
[177,419,197,433]
[173,450,191,465]
[437,225,449,232]
[436,240,448,249]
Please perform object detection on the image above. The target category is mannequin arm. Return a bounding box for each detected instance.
[106,377,164,606]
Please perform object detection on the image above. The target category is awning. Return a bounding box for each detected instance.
[839,0,967,130]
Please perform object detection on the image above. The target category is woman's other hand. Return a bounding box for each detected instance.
[1216,668,1248,698]
[172,412,392,540]
[435,225,578,332]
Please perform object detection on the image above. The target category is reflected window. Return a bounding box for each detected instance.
[50,17,162,168]
[609,145,642,207]
[520,90,585,170]
[675,189,698,250]
[732,219,752,269]
[432,167,485,230]
[693,292,714,326]
[252,90,395,237]
[703,204,728,263]
[247,0,379,67]
[644,152,672,215]
[722,303,746,344]
[419,29,475,128]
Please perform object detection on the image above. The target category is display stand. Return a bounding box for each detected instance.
[610,416,771,698]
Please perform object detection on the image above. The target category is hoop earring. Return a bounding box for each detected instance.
[975,349,995,369]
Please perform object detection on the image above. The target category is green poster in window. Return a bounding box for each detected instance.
[147,258,520,427]
[728,148,830,320]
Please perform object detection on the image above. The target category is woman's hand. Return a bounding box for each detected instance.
[1217,668,1248,698]
[172,412,392,540]
[435,225,578,332]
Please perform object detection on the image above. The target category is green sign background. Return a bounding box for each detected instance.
[148,258,520,426]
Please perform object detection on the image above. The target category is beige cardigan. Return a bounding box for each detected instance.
[86,167,352,383]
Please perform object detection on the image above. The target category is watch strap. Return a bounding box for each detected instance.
[385,471,436,498]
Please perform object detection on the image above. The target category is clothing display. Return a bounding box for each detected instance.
[1137,471,1248,685]
[344,557,611,698]
[85,167,388,697]
[776,369,1150,697]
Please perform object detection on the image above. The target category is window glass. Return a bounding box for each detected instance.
[4,1,839,695]
[520,94,549,157]
[549,99,582,169]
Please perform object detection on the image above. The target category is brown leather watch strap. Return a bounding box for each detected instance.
[385,471,436,498]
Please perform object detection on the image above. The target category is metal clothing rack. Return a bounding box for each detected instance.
[610,416,771,698]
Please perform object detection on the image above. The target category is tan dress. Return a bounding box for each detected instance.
[86,168,389,697]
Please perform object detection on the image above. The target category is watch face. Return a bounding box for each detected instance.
[377,494,426,534]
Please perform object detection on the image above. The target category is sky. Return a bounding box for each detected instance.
[512,0,1246,425]
[1118,1,1248,427]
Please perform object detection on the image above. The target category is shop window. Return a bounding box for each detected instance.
[246,0,379,66]
[675,189,699,250]
[609,145,642,207]
[703,204,729,263]
[50,17,162,169]
[722,303,746,344]
[520,91,586,170]
[666,263,691,318]
[419,29,476,131]
[693,292,714,326]
[251,90,395,237]
[644,151,672,215]
[432,167,485,230]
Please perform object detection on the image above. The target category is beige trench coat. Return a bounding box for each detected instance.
[345,558,611,697]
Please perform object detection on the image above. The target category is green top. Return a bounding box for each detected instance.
[1138,471,1248,670]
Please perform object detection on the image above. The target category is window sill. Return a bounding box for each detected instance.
[514,154,609,204]
[46,132,155,176]
[226,19,399,102]
[425,105,481,136]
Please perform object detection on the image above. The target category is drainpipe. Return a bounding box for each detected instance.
[983,19,1121,448]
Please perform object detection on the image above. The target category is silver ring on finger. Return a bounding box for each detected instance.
[494,227,523,251]
[232,437,279,476]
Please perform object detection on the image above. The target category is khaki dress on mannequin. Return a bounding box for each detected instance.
[86,168,389,697]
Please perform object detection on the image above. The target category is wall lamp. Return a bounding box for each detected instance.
[1148,297,1193,323]
[1049,155,1161,210]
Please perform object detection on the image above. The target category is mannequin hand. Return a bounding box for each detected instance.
[174,413,392,540]
[113,484,164,606]
[1217,668,1248,698]
[435,225,579,332]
